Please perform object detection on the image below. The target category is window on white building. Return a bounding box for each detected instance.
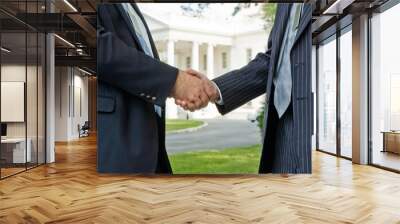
[203,54,207,70]
[186,56,191,68]
[246,48,252,62]
[222,52,227,69]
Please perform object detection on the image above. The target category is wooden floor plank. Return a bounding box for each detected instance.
[1,135,400,223]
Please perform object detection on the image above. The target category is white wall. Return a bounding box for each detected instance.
[1,66,26,127]
[55,67,89,141]
[55,67,69,141]
[231,31,268,70]
[1,63,46,164]
[1,65,36,138]
[221,31,268,119]
[72,73,89,138]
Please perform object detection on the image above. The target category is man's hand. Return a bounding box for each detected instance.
[175,69,220,111]
[170,70,209,111]
[187,69,219,102]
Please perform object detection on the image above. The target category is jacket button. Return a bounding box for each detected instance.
[147,95,151,98]
[140,93,145,97]
[152,97,156,100]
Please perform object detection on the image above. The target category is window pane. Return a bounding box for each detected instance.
[318,38,337,154]
[222,52,227,69]
[38,32,46,165]
[27,31,38,169]
[1,30,28,177]
[340,30,352,158]
[371,4,400,171]
[246,49,252,63]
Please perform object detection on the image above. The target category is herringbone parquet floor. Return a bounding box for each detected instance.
[1,135,400,224]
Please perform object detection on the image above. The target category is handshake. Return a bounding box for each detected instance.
[170,69,220,111]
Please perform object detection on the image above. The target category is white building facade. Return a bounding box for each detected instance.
[139,4,271,119]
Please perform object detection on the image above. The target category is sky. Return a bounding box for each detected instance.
[137,3,262,22]
[136,3,269,34]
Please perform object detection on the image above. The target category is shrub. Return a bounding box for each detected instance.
[256,105,265,131]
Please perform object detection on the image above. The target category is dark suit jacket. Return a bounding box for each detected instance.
[214,4,313,173]
[97,3,178,173]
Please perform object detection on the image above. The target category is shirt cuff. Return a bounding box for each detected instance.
[212,81,224,105]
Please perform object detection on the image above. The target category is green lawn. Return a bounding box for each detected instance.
[170,145,262,174]
[166,119,204,132]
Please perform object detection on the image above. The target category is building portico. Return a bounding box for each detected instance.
[141,5,269,119]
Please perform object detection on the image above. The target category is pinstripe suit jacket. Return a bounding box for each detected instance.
[213,4,312,173]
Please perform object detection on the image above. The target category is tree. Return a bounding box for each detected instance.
[262,3,277,22]
[180,3,277,18]
[180,3,209,17]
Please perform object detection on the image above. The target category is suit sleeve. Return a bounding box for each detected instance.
[97,5,178,107]
[213,31,273,115]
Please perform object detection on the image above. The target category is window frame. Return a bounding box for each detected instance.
[367,0,400,173]
[315,23,353,161]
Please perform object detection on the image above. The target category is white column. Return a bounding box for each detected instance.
[167,40,175,66]
[46,34,55,163]
[204,43,218,119]
[191,41,200,70]
[207,43,214,79]
[44,0,55,163]
[352,14,369,165]
[188,41,200,119]
[166,40,178,119]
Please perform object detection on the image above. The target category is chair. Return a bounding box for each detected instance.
[78,121,90,138]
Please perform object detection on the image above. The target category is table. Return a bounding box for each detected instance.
[381,131,400,154]
[1,138,32,164]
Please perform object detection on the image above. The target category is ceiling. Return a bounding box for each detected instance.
[0,0,394,75]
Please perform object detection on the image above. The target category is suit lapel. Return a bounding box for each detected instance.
[293,4,312,45]
[270,4,291,77]
[116,4,144,53]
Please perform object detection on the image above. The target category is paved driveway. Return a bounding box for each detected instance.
[166,119,261,154]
